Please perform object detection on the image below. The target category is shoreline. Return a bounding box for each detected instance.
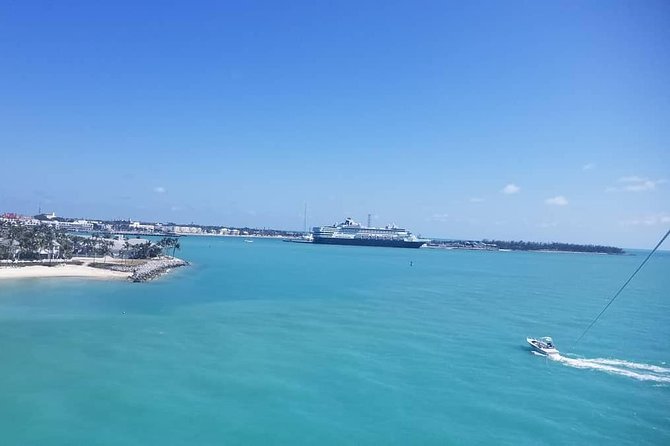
[425,246,622,255]
[0,256,188,282]
[0,263,129,281]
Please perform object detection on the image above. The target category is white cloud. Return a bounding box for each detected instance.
[608,176,666,192]
[428,213,449,222]
[153,186,166,193]
[501,184,520,194]
[582,163,595,171]
[469,197,485,203]
[619,176,645,183]
[623,181,661,192]
[545,195,568,206]
[620,213,670,226]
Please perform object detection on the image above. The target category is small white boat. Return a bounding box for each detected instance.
[244,239,254,243]
[527,336,559,355]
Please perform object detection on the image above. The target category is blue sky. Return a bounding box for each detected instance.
[1,1,668,247]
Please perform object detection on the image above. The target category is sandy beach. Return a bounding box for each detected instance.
[0,262,130,281]
[0,257,188,281]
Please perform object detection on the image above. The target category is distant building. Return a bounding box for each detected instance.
[109,236,151,256]
[168,225,202,234]
[1,213,41,226]
[130,221,155,232]
[57,219,94,231]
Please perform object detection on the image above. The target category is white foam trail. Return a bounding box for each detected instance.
[583,358,670,374]
[547,354,670,384]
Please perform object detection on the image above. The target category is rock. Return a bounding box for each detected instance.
[129,257,189,282]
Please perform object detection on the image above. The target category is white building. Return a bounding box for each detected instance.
[130,221,155,232]
[20,217,41,226]
[169,226,202,234]
[58,219,94,231]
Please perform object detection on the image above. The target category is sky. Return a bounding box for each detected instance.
[1,1,668,248]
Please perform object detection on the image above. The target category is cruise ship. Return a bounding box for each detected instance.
[312,218,428,248]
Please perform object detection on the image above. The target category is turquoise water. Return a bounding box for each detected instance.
[1,237,668,445]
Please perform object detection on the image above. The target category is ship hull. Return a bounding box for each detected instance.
[313,237,426,249]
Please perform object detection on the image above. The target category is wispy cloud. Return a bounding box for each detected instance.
[582,163,596,171]
[428,213,449,222]
[539,221,558,228]
[501,184,520,195]
[607,176,666,192]
[153,186,166,194]
[620,213,670,226]
[619,176,645,183]
[469,197,485,203]
[545,196,568,206]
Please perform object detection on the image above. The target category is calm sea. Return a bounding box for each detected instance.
[1,237,668,445]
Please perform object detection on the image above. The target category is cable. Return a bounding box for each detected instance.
[575,227,670,345]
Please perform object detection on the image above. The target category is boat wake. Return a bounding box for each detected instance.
[543,353,670,383]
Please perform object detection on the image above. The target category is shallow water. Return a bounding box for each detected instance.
[1,238,668,445]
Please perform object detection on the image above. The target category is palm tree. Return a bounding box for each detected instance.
[57,234,74,259]
[136,241,150,259]
[157,237,169,256]
[20,227,39,260]
[44,226,56,263]
[70,235,86,257]
[91,233,98,262]
[7,224,22,261]
[99,240,113,264]
[172,240,180,258]
[123,240,131,265]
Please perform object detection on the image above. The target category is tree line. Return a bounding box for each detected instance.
[481,239,624,254]
[0,221,181,261]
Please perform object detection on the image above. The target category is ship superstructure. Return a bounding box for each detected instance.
[312,218,427,248]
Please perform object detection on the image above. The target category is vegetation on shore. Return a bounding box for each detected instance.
[428,238,624,254]
[482,240,625,254]
[483,239,623,254]
[1,222,82,260]
[0,221,181,261]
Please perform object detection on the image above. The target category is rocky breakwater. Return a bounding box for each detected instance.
[130,257,189,282]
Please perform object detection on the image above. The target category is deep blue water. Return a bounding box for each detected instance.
[1,237,668,445]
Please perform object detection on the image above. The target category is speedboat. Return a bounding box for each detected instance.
[527,336,559,355]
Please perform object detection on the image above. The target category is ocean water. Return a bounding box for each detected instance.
[0,237,668,445]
